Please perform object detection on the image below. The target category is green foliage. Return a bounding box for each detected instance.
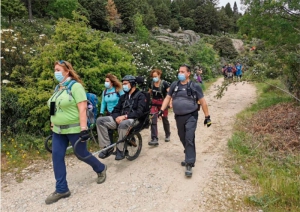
[132,13,150,43]
[187,40,219,79]
[46,0,79,19]
[169,18,179,32]
[1,0,27,24]
[213,37,238,59]
[143,6,157,30]
[238,0,300,98]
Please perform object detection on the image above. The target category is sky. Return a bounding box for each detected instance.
[218,0,245,13]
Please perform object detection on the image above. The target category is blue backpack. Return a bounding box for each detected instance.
[54,80,98,128]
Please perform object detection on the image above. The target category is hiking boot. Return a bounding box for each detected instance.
[148,138,159,146]
[97,165,107,184]
[185,165,193,177]
[115,148,125,160]
[45,190,71,204]
[98,146,114,159]
[181,161,186,166]
[165,136,170,142]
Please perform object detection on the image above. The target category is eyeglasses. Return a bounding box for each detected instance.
[59,60,70,69]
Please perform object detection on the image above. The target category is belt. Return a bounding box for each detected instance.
[54,123,80,133]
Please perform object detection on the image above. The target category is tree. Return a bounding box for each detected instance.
[239,0,300,98]
[143,6,157,30]
[132,13,149,43]
[114,0,139,32]
[1,0,27,25]
[169,18,180,32]
[47,0,79,19]
[105,0,122,32]
[233,1,238,15]
[224,3,233,18]
[78,0,108,31]
[154,3,171,26]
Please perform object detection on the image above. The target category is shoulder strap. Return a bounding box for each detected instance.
[159,80,164,98]
[66,80,77,101]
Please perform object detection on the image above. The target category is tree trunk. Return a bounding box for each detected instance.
[28,0,32,20]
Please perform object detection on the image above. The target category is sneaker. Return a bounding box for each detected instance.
[148,138,159,146]
[165,136,170,142]
[185,165,193,177]
[97,165,107,184]
[115,148,125,160]
[45,190,71,204]
[98,146,114,159]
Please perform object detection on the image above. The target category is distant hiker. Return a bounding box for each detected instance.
[46,60,107,205]
[148,69,171,146]
[158,64,211,177]
[194,66,203,84]
[235,62,243,82]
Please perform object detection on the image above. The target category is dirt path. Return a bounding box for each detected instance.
[1,78,258,212]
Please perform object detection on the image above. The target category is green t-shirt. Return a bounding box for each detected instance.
[48,82,87,134]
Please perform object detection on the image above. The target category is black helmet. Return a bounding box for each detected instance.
[122,75,136,87]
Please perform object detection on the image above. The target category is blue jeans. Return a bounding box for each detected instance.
[52,132,105,193]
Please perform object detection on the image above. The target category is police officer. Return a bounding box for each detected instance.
[158,64,211,177]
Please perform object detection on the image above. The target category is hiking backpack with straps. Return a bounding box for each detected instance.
[151,80,168,98]
[54,80,98,128]
[103,89,121,98]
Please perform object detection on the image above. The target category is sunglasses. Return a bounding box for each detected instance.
[59,60,70,69]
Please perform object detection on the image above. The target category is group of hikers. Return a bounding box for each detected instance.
[222,62,243,82]
[46,61,211,204]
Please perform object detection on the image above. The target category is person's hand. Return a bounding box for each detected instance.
[80,130,90,141]
[157,110,163,118]
[116,115,126,124]
[99,113,104,117]
[204,116,211,127]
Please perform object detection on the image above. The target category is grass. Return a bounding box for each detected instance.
[228,79,300,212]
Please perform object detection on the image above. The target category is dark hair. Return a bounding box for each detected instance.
[180,64,191,72]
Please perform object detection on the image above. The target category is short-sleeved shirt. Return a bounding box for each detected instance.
[149,80,170,99]
[168,81,204,115]
[47,82,87,134]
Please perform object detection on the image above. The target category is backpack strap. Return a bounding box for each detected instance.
[66,80,77,101]
[151,80,165,98]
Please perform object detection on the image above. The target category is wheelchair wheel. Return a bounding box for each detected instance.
[124,132,142,161]
[44,134,53,153]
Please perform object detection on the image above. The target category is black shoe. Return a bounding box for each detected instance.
[98,146,114,159]
[185,165,193,177]
[181,161,186,166]
[115,148,125,160]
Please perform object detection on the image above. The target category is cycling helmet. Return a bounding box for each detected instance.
[122,75,136,87]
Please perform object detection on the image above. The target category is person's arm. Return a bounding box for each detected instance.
[100,91,106,115]
[198,97,209,117]
[160,95,172,111]
[77,101,88,130]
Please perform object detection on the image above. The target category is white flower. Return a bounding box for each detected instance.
[12,46,17,49]
[2,79,10,84]
[5,48,9,52]
[5,72,9,75]
[0,57,3,59]
[23,52,26,54]
[1,41,5,43]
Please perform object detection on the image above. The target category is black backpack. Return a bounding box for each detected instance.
[150,80,167,98]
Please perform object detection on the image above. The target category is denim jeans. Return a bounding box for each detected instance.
[52,132,105,193]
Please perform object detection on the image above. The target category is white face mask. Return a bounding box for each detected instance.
[104,82,111,89]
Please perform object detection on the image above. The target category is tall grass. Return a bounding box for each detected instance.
[228,79,300,212]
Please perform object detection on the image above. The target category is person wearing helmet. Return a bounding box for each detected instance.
[96,75,147,160]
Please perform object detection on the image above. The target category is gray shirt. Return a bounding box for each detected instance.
[168,81,204,115]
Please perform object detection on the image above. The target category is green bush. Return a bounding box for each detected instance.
[213,36,238,59]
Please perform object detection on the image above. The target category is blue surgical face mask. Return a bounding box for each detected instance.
[123,84,130,93]
[104,82,111,89]
[55,72,64,82]
[153,77,159,82]
[178,73,186,81]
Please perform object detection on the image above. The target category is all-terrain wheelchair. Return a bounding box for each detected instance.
[45,76,151,161]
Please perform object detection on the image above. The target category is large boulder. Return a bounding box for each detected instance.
[231,39,245,54]
[153,28,200,46]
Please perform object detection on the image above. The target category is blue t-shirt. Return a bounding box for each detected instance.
[100,87,124,114]
[236,64,242,75]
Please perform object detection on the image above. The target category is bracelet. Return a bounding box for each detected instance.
[81,126,88,130]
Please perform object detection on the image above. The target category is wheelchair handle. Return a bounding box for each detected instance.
[44,134,53,153]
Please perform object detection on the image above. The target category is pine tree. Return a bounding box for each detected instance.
[105,0,122,32]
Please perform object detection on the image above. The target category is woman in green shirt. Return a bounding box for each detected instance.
[45,60,106,205]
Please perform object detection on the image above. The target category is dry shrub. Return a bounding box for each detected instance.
[248,103,300,153]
